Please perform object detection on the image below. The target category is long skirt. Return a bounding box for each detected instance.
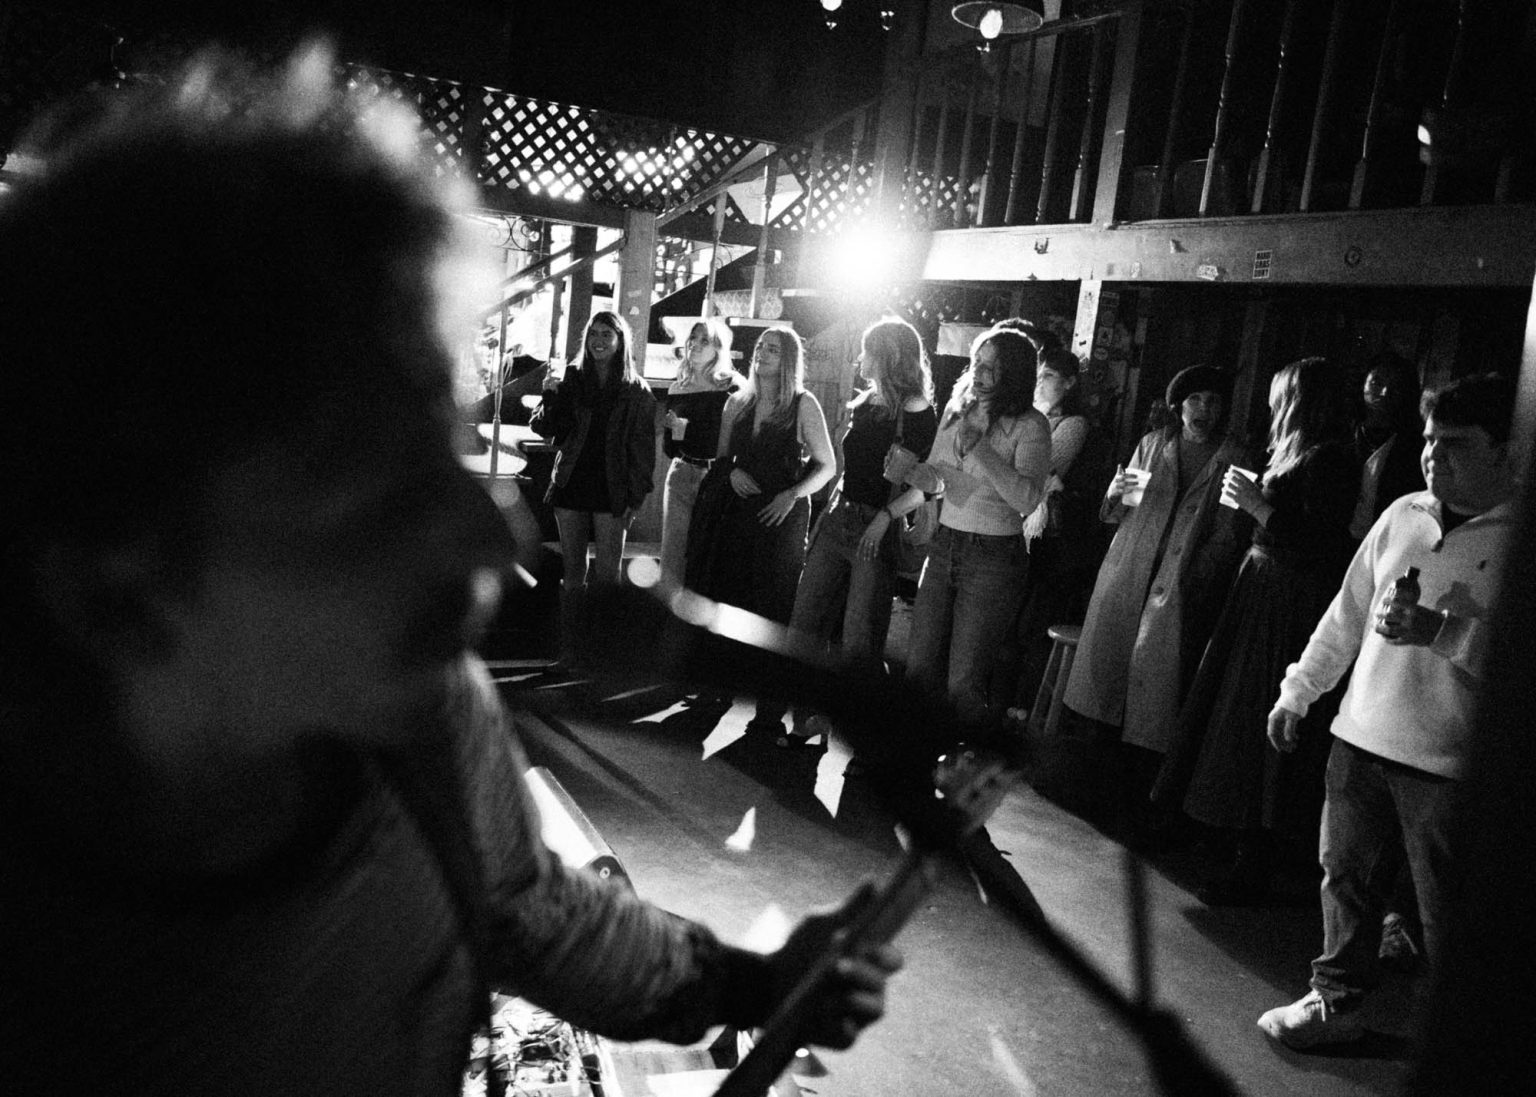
[685,460,809,625]
[1152,544,1342,842]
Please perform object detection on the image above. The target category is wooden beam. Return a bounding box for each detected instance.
[616,209,657,343]
[917,205,1536,287]
[1090,1,1142,227]
[474,188,627,230]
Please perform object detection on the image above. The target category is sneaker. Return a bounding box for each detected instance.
[1378,913,1422,973]
[1257,990,1366,1050]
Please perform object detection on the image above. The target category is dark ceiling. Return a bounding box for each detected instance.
[34,0,896,142]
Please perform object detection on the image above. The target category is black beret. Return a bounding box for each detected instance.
[1166,365,1230,408]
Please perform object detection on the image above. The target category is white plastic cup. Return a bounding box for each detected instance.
[1122,467,1152,507]
[1219,466,1258,509]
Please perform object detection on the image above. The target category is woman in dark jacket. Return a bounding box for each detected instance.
[532,311,657,661]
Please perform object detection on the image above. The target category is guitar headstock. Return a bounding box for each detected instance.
[933,747,1021,836]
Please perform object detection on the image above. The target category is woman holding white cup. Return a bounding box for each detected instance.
[1154,357,1362,905]
[658,318,737,586]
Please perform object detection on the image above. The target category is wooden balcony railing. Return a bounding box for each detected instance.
[784,0,1536,239]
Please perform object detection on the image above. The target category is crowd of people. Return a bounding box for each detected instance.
[536,296,1516,1060]
[1,38,1519,1090]
[536,313,1073,753]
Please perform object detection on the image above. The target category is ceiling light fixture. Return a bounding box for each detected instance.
[951,2,1045,51]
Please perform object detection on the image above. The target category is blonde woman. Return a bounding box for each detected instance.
[778,317,937,748]
[659,319,737,585]
[685,327,834,669]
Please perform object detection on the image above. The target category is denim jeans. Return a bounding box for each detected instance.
[905,525,1030,732]
[659,457,710,586]
[789,497,896,667]
[1311,739,1461,1008]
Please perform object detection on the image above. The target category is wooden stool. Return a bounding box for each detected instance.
[1026,624,1081,741]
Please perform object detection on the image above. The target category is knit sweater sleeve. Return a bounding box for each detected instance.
[1276,519,1378,716]
[1049,415,1090,479]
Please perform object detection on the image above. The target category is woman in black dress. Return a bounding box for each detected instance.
[1154,357,1360,904]
[685,326,834,648]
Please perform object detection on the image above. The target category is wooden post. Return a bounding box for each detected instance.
[846,110,869,217]
[563,225,597,361]
[1037,33,1076,224]
[930,79,952,227]
[1301,0,1351,212]
[953,59,983,226]
[905,72,930,221]
[1349,0,1401,210]
[1089,3,1143,226]
[703,197,727,316]
[544,222,564,361]
[1420,0,1468,206]
[869,0,926,223]
[1004,38,1039,225]
[1495,5,1536,204]
[1069,21,1110,223]
[749,154,778,319]
[1153,9,1195,219]
[803,135,825,233]
[616,208,657,350]
[1200,0,1249,217]
[979,40,1012,227]
[1252,0,1299,214]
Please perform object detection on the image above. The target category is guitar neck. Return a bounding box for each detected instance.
[714,849,937,1097]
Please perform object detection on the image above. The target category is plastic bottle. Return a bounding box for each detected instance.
[1375,566,1421,638]
[1391,566,1422,608]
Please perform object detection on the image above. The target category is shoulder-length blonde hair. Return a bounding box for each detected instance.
[673,317,734,391]
[1265,356,1350,485]
[849,316,933,416]
[743,327,806,429]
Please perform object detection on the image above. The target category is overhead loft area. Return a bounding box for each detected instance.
[765,0,1536,292]
[8,2,1536,297]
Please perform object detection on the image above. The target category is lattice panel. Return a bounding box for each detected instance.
[897,171,967,231]
[770,145,817,232]
[477,91,758,212]
[341,66,468,180]
[1,7,825,233]
[793,155,877,236]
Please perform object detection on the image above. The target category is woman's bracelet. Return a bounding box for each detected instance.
[883,504,899,521]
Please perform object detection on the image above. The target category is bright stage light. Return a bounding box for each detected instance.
[826,221,904,292]
[979,7,1004,39]
[821,0,843,10]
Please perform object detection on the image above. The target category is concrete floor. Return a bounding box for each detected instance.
[489,644,1427,1097]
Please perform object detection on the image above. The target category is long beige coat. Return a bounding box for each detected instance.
[1063,429,1253,752]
